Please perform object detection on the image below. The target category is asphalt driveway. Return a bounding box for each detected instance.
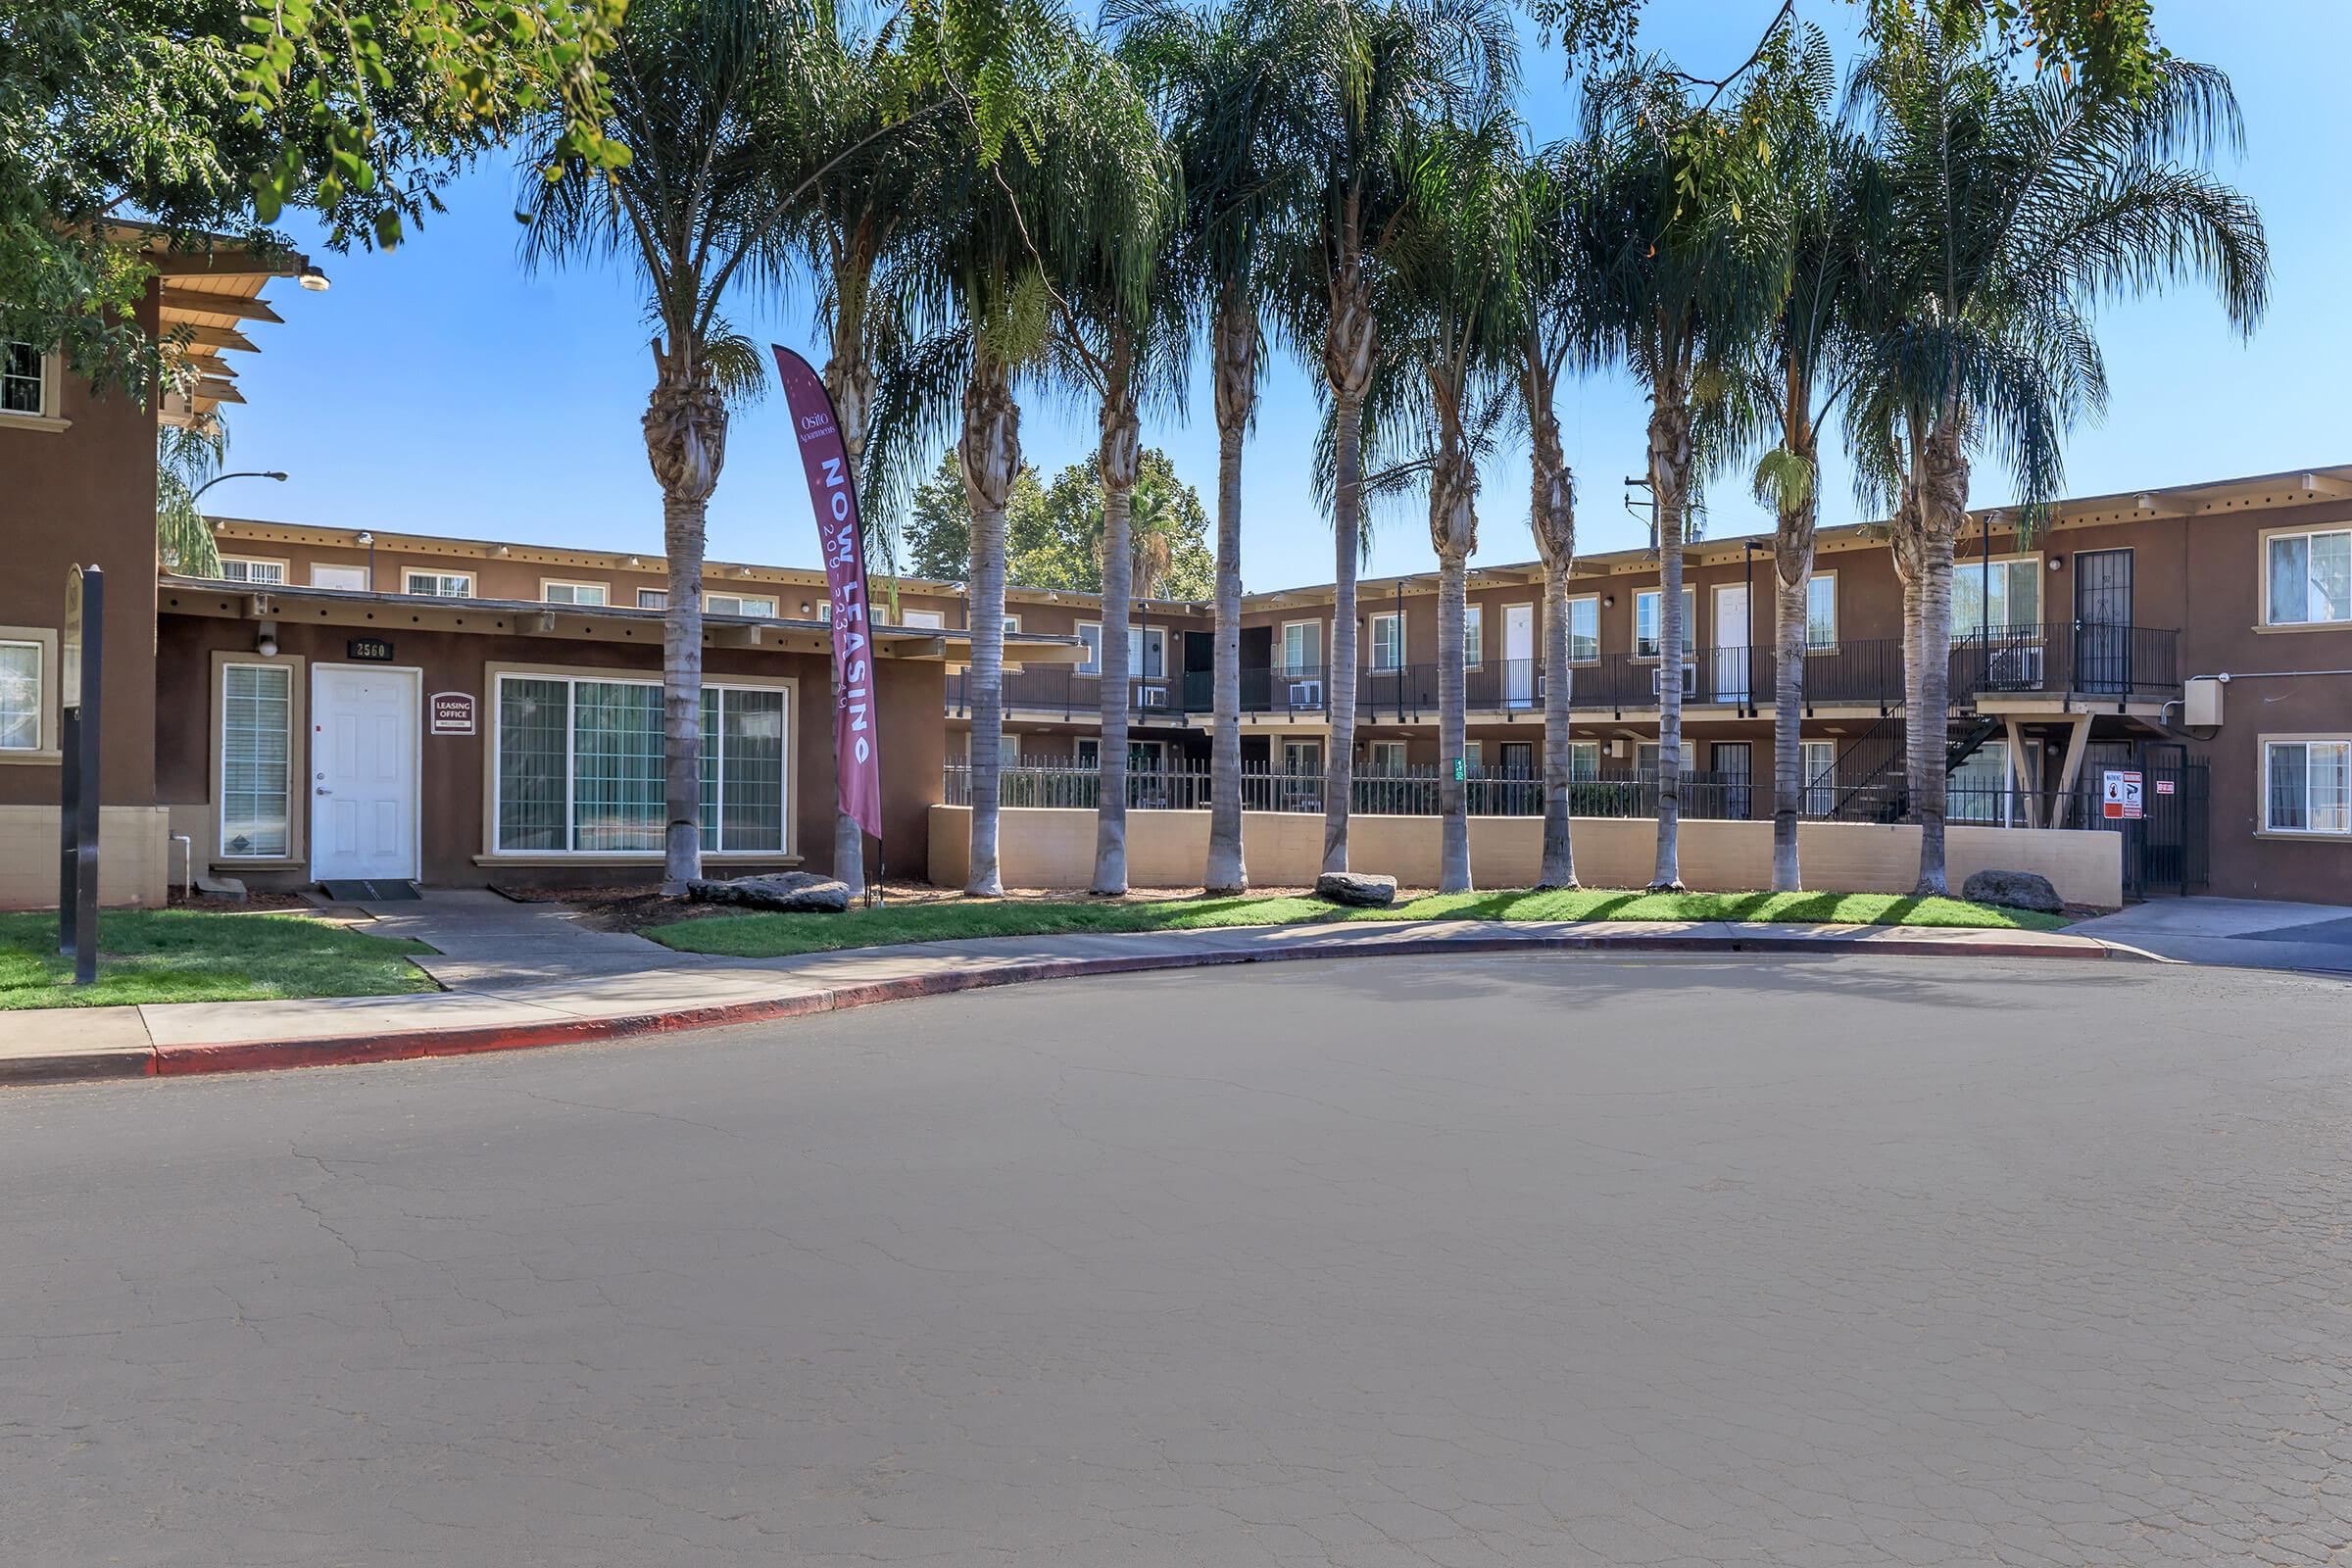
[4,953,2348,1566]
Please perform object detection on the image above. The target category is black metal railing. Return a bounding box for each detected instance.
[952,623,2178,720]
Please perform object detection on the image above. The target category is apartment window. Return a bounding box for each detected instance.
[1565,596,1599,663]
[900,609,946,629]
[1803,574,1838,650]
[1369,612,1404,671]
[220,662,293,858]
[1801,738,1838,816]
[1370,740,1408,775]
[1637,740,1695,774]
[311,564,369,591]
[217,558,287,586]
[1633,588,1695,659]
[2266,739,2352,835]
[1281,620,1321,674]
[637,588,667,610]
[1,340,48,417]
[1462,740,1482,769]
[1461,605,1484,668]
[542,581,608,607]
[1003,614,1022,635]
[2266,529,2352,626]
[1950,742,2018,826]
[1950,557,2041,636]
[815,602,832,622]
[405,569,475,598]
[707,593,778,617]
[494,672,788,855]
[1127,625,1166,680]
[1076,622,1103,674]
[1568,740,1601,780]
[0,639,40,751]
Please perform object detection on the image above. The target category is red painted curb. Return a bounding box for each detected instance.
[50,928,2114,1087]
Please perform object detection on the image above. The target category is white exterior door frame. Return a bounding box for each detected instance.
[1502,602,1536,707]
[1712,582,1751,704]
[309,663,422,882]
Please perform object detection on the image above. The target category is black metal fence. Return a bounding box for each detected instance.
[953,623,2179,720]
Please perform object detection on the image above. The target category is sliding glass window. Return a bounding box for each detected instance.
[494,672,789,854]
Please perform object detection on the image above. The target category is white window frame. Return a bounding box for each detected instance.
[217,660,297,860]
[1950,553,2045,637]
[1076,620,1103,675]
[1280,618,1322,675]
[1633,588,1696,661]
[0,630,55,759]
[900,609,946,630]
[1370,740,1409,775]
[1127,624,1167,681]
[0,340,63,428]
[1800,738,1838,816]
[487,666,795,858]
[1460,604,1484,668]
[637,588,668,611]
[1793,571,1838,652]
[310,564,370,591]
[705,592,779,617]
[216,556,289,586]
[2261,525,2352,628]
[1567,739,1602,781]
[1564,595,1600,664]
[1004,613,1022,635]
[2262,735,2352,837]
[1368,610,1405,671]
[541,579,609,607]
[404,568,476,598]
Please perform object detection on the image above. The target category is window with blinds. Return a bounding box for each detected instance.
[220,662,293,857]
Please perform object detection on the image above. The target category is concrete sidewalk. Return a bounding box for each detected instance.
[3,899,2144,1087]
[2069,897,2352,975]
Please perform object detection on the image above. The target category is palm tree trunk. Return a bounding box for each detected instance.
[1771,533,1811,890]
[643,338,726,894]
[1436,538,1471,894]
[1539,568,1576,888]
[1323,385,1364,875]
[1913,424,1971,896]
[1525,344,1577,890]
[1892,478,1927,820]
[1093,359,1141,897]
[1321,278,1374,876]
[958,353,1021,898]
[1646,373,1691,893]
[660,489,708,891]
[1204,289,1254,894]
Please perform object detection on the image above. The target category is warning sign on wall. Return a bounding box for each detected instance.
[2102,769,2144,820]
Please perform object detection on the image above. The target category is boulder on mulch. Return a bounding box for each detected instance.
[1314,870,1398,908]
[685,871,852,913]
[1960,868,2064,915]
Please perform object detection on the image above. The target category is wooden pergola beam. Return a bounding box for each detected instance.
[159,288,283,324]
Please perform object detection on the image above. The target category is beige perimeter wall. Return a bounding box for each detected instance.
[0,806,172,909]
[929,807,2124,909]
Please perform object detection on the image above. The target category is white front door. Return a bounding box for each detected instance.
[1713,583,1750,703]
[311,665,420,882]
[1503,604,1535,706]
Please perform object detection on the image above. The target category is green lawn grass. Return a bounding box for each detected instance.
[647,887,2071,959]
[0,909,439,1010]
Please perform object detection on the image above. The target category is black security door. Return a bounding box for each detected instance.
[2074,549,2133,695]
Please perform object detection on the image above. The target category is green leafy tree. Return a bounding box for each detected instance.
[1,0,627,397]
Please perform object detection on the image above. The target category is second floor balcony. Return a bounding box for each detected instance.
[947,621,2179,722]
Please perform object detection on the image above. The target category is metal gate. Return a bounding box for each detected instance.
[2074,741,2207,898]
[2075,548,2134,695]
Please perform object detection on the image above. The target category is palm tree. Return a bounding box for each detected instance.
[1380,108,1520,893]
[1716,28,1870,891]
[872,20,1160,897]
[1580,59,1790,891]
[1847,30,2269,891]
[1270,0,1515,877]
[1509,139,1603,890]
[1114,0,1322,894]
[157,416,229,577]
[522,0,837,890]
[792,23,958,898]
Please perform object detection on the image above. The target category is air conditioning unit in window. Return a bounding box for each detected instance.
[1650,663,1698,698]
[1137,685,1168,709]
[1288,678,1324,707]
[1984,643,2043,690]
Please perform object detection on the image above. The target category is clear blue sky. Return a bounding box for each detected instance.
[223,0,2344,589]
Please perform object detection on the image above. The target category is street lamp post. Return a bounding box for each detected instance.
[188,470,289,506]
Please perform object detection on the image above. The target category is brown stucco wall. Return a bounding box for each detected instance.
[156,614,944,889]
[0,287,160,812]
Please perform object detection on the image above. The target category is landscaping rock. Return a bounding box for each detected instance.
[1961,868,2064,915]
[685,871,852,913]
[1314,870,1397,908]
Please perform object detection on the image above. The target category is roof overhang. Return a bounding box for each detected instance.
[157,578,1087,664]
[112,224,317,427]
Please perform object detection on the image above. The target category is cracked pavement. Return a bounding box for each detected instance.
[4,952,2350,1566]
